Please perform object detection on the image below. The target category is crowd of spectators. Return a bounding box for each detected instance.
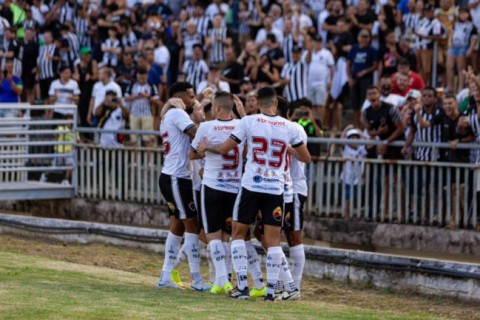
[0,0,479,163]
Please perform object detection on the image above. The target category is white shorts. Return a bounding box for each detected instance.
[308,86,327,106]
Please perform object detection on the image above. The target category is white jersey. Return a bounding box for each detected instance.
[230,114,304,195]
[290,122,308,197]
[191,159,204,191]
[283,155,294,203]
[192,119,244,193]
[160,108,195,178]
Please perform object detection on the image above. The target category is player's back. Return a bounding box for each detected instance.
[160,108,195,178]
[231,113,303,195]
[194,119,244,193]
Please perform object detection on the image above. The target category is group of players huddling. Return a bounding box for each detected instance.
[157,82,311,302]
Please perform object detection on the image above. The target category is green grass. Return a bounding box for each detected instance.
[0,237,477,320]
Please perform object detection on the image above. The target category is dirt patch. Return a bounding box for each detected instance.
[1,235,479,319]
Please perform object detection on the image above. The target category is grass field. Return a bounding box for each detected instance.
[0,236,478,320]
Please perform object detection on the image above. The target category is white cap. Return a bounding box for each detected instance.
[406,89,421,100]
[346,129,361,138]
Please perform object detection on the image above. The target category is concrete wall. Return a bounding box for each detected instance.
[2,198,480,256]
[1,213,479,302]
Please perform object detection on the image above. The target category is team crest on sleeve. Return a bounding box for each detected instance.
[167,202,176,211]
[272,207,283,221]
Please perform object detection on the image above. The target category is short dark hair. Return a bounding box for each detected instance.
[398,58,410,67]
[137,67,147,75]
[257,86,277,109]
[298,98,313,108]
[58,65,70,73]
[444,93,457,101]
[367,85,380,92]
[266,33,277,43]
[193,44,203,51]
[422,86,437,97]
[169,82,193,97]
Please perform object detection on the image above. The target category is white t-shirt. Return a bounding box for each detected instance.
[160,108,195,178]
[100,107,125,148]
[305,48,334,87]
[361,94,406,111]
[255,27,284,54]
[230,114,304,195]
[341,145,367,186]
[290,122,308,196]
[191,119,244,193]
[154,45,170,76]
[49,79,81,115]
[205,3,229,20]
[195,80,230,95]
[91,80,123,113]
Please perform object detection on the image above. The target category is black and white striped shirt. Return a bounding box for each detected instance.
[412,107,444,161]
[402,12,421,34]
[63,32,80,58]
[60,49,77,72]
[74,17,89,48]
[283,34,296,64]
[37,44,58,79]
[281,60,308,102]
[183,59,209,92]
[121,31,138,51]
[59,3,77,24]
[101,38,122,68]
[414,18,447,50]
[2,40,22,77]
[466,107,480,163]
[183,34,203,62]
[451,21,477,48]
[208,27,227,63]
[193,17,211,37]
[125,82,159,117]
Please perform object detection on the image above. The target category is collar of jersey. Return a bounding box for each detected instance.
[261,113,277,117]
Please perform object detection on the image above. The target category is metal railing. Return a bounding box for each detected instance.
[0,104,78,193]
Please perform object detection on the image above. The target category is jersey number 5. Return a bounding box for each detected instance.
[252,137,286,168]
[161,133,170,155]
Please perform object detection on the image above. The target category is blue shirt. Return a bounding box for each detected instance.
[347,45,378,79]
[0,76,22,103]
[148,64,163,86]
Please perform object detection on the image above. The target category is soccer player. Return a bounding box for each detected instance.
[198,87,311,301]
[157,82,210,291]
[190,92,245,294]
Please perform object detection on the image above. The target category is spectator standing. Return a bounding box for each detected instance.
[182,44,209,93]
[37,30,60,102]
[206,15,231,65]
[115,52,137,94]
[182,20,204,64]
[74,47,98,129]
[100,27,122,68]
[0,58,23,109]
[124,67,159,147]
[196,64,230,95]
[347,29,379,128]
[1,28,21,77]
[48,65,81,119]
[221,47,243,94]
[290,98,324,158]
[20,27,39,104]
[87,67,123,127]
[265,33,285,72]
[95,90,130,148]
[306,34,335,122]
[255,17,283,55]
[446,8,477,93]
[348,0,376,39]
[469,0,480,71]
[281,45,311,102]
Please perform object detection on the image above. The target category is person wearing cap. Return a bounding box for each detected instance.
[48,65,80,119]
[280,42,311,102]
[221,47,244,94]
[95,89,129,148]
[74,46,98,129]
[340,125,367,220]
[347,29,379,128]
[87,67,123,127]
[195,63,230,95]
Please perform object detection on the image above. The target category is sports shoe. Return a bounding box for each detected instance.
[264,294,275,302]
[157,280,184,290]
[274,280,284,294]
[228,286,250,300]
[171,269,184,287]
[210,282,233,294]
[191,280,212,292]
[275,289,300,301]
[250,286,267,297]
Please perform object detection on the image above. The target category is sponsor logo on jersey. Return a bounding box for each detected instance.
[272,206,283,221]
[253,175,263,183]
[188,201,196,211]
